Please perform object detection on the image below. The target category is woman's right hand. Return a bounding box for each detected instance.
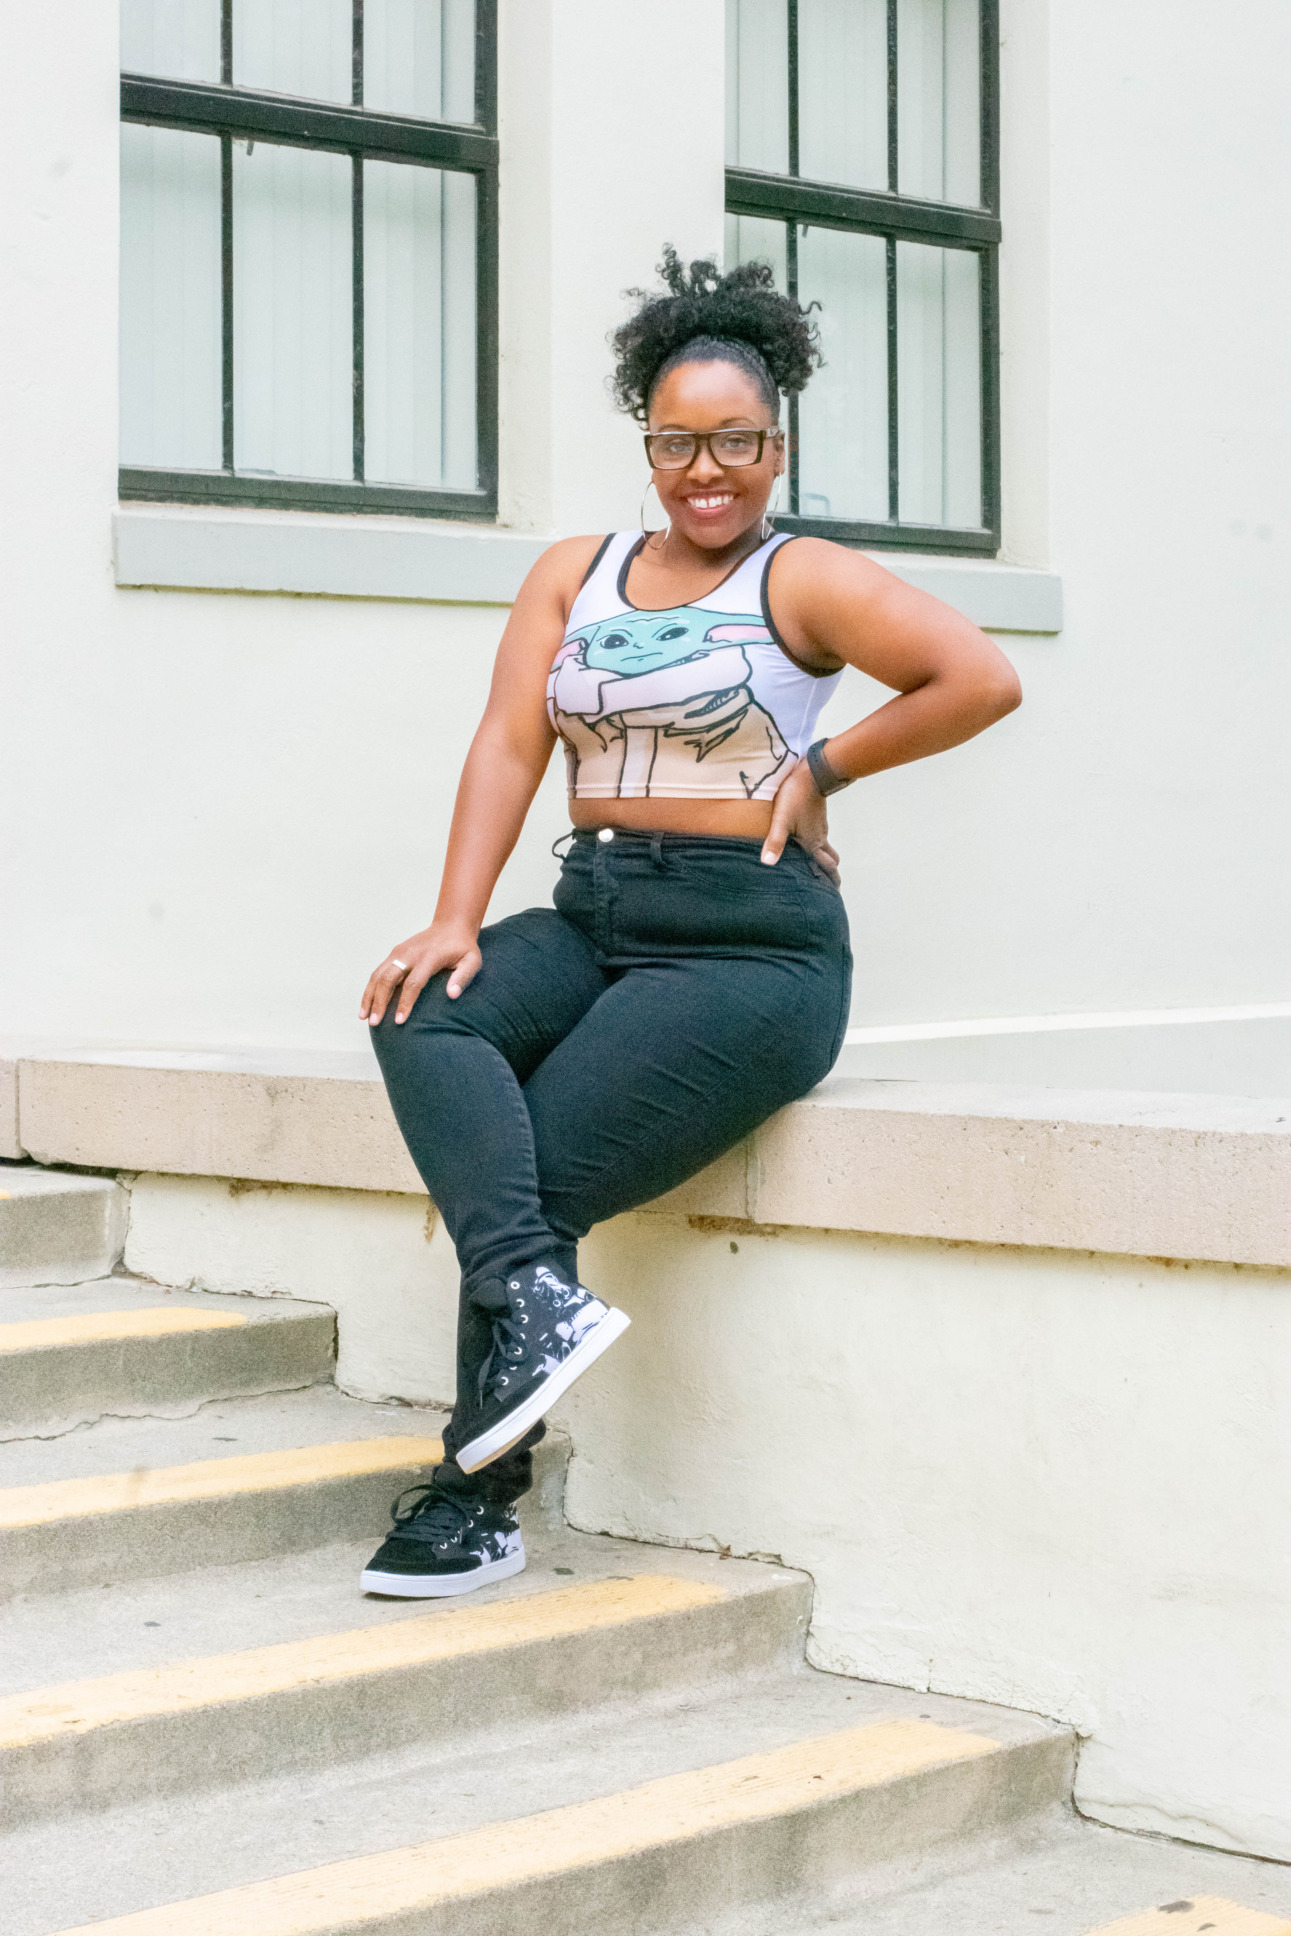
[360,923,482,1027]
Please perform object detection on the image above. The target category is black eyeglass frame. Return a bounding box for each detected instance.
[643,427,783,471]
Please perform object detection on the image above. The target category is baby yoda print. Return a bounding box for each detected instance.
[547,605,793,798]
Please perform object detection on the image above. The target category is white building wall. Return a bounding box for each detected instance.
[2,3,1289,1053]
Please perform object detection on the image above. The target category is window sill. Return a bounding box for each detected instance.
[113,502,1063,632]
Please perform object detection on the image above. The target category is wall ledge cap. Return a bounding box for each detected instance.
[113,504,1063,629]
[10,1048,1287,1266]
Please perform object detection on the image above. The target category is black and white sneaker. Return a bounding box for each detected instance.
[359,1486,525,1597]
[456,1262,631,1474]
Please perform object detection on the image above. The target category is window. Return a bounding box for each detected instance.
[726,0,999,553]
[119,0,497,519]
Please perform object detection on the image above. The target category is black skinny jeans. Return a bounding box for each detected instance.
[372,828,851,1507]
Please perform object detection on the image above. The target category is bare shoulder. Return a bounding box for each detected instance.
[771,535,902,606]
[768,535,914,665]
[519,533,610,620]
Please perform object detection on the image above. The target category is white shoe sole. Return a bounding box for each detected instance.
[456,1305,631,1474]
[360,1546,526,1598]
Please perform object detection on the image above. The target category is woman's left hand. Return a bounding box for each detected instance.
[760,759,841,885]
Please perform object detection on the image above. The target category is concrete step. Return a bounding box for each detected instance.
[0,1169,127,1288]
[0,1386,568,1601]
[0,1278,335,1439]
[0,1527,809,1826]
[764,1811,1291,1935]
[1,1658,1072,1935]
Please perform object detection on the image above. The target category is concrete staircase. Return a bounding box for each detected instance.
[3,1167,1290,1936]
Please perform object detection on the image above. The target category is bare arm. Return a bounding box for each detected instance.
[360,535,600,1025]
[761,540,1022,867]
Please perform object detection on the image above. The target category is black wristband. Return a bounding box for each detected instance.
[805,738,852,797]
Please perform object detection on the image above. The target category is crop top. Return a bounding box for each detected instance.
[547,530,843,801]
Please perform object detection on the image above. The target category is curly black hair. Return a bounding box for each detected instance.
[610,245,821,424]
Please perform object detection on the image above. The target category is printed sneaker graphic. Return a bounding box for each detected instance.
[548,606,792,798]
[456,1263,631,1474]
[360,1487,525,1599]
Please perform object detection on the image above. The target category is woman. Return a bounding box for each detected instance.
[358,250,1021,1597]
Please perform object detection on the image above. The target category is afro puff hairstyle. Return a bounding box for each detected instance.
[610,245,821,424]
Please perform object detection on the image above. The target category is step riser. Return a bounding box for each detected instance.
[0,1179,128,1288]
[0,1313,337,1439]
[114,1734,1071,1936]
[402,1738,1074,1936]
[1,1584,811,1827]
[0,1466,432,1602]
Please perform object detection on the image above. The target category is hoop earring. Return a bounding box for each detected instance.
[761,474,784,541]
[640,477,670,550]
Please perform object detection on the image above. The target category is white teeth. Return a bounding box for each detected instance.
[690,495,733,509]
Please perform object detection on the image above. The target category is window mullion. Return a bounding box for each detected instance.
[352,0,363,109]
[786,0,799,178]
[352,156,365,484]
[886,0,898,195]
[220,133,234,472]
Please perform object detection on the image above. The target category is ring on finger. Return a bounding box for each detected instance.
[390,958,410,972]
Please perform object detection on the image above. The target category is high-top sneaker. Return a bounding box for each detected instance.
[360,1485,524,1597]
[456,1262,631,1474]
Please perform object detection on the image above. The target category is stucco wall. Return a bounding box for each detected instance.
[3,2,1289,1056]
[122,1170,1291,1863]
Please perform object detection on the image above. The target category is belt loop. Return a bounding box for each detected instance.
[650,830,665,869]
[551,830,576,860]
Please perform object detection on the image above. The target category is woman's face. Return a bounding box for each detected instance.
[647,359,785,552]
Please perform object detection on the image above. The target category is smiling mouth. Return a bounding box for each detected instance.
[684,493,735,512]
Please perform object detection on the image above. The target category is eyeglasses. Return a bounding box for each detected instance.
[643,428,781,470]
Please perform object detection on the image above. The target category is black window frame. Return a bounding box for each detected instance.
[726,0,1000,555]
[119,0,499,521]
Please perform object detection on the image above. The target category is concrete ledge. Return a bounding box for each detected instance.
[0,1059,20,1160]
[113,504,551,608]
[14,1051,1290,1267]
[113,504,1064,631]
[752,1079,1291,1268]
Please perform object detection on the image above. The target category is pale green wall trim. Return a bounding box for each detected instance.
[114,505,1063,632]
[113,506,552,608]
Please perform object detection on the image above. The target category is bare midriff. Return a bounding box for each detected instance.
[568,795,775,838]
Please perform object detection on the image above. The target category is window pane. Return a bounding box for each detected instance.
[121,0,220,81]
[798,0,886,191]
[725,0,788,173]
[797,227,888,521]
[364,162,477,489]
[897,241,980,526]
[724,212,787,290]
[120,123,223,470]
[897,0,980,206]
[232,0,351,102]
[365,0,476,122]
[233,142,352,479]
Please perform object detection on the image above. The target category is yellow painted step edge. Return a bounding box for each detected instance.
[51,1718,1001,1936]
[1087,1898,1291,1936]
[0,1308,248,1354]
[0,1573,725,1748]
[0,1436,443,1530]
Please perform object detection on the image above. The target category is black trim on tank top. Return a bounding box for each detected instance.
[761,535,840,680]
[577,533,615,591]
[617,531,786,615]
[615,534,649,605]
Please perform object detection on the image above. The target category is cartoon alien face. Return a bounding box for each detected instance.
[582,610,705,674]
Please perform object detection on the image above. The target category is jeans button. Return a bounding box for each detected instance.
[597,828,615,843]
